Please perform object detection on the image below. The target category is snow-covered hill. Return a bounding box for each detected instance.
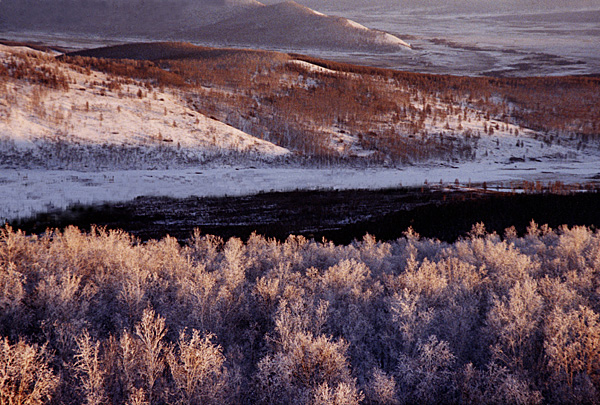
[0,45,289,170]
[0,0,411,54]
[190,0,411,51]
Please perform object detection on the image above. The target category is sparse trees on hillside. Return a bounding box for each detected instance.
[54,48,600,166]
[2,45,598,168]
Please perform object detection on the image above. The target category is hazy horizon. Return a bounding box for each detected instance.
[260,0,600,13]
[1,0,599,76]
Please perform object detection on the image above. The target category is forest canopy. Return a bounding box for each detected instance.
[1,222,599,404]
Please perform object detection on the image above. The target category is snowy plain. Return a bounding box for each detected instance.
[3,158,600,224]
[252,4,600,77]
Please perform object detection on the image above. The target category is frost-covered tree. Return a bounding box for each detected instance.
[0,338,59,405]
[1,223,600,403]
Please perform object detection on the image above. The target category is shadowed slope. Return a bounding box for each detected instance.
[0,0,411,53]
[0,0,261,36]
[65,42,290,63]
[189,0,411,51]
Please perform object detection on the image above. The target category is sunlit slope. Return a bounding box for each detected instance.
[0,45,289,169]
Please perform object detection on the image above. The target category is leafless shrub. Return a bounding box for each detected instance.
[391,288,434,351]
[460,362,542,405]
[74,329,107,405]
[119,332,140,403]
[365,368,398,404]
[394,335,457,404]
[134,307,168,405]
[486,278,543,372]
[0,337,59,404]
[0,223,599,403]
[256,330,358,404]
[167,330,228,404]
[544,305,600,401]
[313,381,363,405]
[0,262,25,337]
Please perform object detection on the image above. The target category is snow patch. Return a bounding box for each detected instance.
[379,32,412,49]
[344,18,369,31]
[287,60,341,75]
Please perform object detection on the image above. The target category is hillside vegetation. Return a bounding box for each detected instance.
[3,42,597,169]
[1,223,599,403]
[0,44,289,170]
[65,42,600,164]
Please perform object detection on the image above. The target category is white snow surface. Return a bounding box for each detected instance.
[344,18,370,31]
[287,60,343,75]
[379,32,411,48]
[342,18,412,48]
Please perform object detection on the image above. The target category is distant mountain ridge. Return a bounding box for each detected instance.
[190,1,411,51]
[0,0,411,52]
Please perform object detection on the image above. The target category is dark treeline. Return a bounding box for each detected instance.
[12,189,600,244]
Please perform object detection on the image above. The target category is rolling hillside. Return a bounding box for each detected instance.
[0,44,289,171]
[1,41,599,222]
[189,0,411,51]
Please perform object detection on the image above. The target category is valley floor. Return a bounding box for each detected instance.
[3,158,600,224]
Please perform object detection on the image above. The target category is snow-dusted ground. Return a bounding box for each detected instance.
[3,158,600,223]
